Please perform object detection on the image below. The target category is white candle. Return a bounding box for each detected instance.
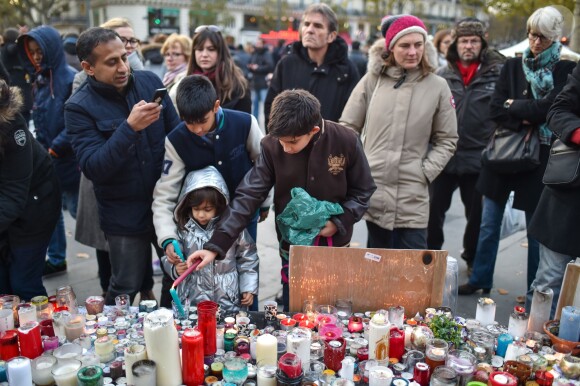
[217,328,225,351]
[340,356,355,381]
[368,312,390,360]
[7,356,33,386]
[528,288,554,333]
[94,335,115,362]
[132,359,157,386]
[18,304,37,325]
[250,336,257,360]
[475,298,496,326]
[64,314,85,342]
[286,327,311,372]
[0,308,14,333]
[256,334,278,366]
[368,366,393,386]
[507,311,529,339]
[257,364,277,386]
[51,359,81,386]
[31,355,57,386]
[124,344,148,386]
[144,308,182,386]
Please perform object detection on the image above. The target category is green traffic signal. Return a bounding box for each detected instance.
[154,18,161,25]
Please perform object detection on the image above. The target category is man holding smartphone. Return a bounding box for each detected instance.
[65,27,180,305]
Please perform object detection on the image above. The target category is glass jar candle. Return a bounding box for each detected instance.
[368,310,390,361]
[197,301,218,357]
[389,327,405,361]
[53,343,83,361]
[39,319,55,337]
[414,363,430,386]
[335,299,353,317]
[223,357,249,385]
[469,329,494,363]
[18,321,43,359]
[0,309,14,333]
[368,366,393,386]
[31,296,51,320]
[348,316,364,333]
[257,362,277,386]
[77,365,104,386]
[52,311,70,343]
[558,306,580,342]
[31,355,56,386]
[85,296,105,316]
[236,336,251,356]
[64,314,85,342]
[264,301,278,323]
[287,327,312,372]
[425,338,448,371]
[55,285,77,314]
[124,344,147,386]
[51,359,82,386]
[43,335,59,351]
[388,306,405,329]
[278,352,302,379]
[430,366,457,386]
[404,350,425,372]
[17,303,37,325]
[488,371,517,386]
[507,307,528,340]
[446,350,476,386]
[475,298,496,326]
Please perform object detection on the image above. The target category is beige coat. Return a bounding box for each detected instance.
[340,39,458,230]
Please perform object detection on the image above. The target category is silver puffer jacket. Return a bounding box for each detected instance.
[162,166,259,312]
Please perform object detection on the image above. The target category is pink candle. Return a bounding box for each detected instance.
[43,336,59,351]
[319,324,343,341]
[348,316,364,333]
[316,314,337,327]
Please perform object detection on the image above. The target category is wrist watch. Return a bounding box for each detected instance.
[503,100,511,108]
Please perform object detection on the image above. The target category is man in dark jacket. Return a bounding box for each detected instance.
[187,89,376,311]
[428,19,505,269]
[1,28,33,123]
[264,4,360,129]
[349,41,367,77]
[65,27,180,305]
[248,38,274,120]
[18,25,79,276]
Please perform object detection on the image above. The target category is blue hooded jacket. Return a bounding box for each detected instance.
[17,25,80,191]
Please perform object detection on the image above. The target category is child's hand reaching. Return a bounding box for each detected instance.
[175,262,188,275]
[164,242,181,265]
[240,292,254,306]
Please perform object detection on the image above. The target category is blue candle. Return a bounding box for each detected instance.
[0,360,6,382]
[559,306,580,342]
[496,333,513,357]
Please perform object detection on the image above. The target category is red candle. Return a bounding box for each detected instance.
[280,318,297,331]
[299,321,315,330]
[323,338,346,372]
[39,319,55,337]
[53,306,68,312]
[389,327,405,361]
[182,328,205,386]
[348,316,364,333]
[535,371,554,386]
[0,330,20,360]
[357,347,369,361]
[292,313,307,322]
[18,321,43,359]
[413,362,430,386]
[489,371,518,386]
[279,352,302,379]
[197,301,218,357]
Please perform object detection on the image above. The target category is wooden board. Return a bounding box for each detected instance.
[555,260,580,320]
[288,246,448,314]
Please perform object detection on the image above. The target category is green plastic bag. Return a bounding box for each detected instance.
[276,187,344,246]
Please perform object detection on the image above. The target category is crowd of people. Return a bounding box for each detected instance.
[0,4,578,317]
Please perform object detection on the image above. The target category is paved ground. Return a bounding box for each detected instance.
[43,190,530,326]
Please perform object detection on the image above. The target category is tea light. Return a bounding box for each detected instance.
[280,318,297,331]
[320,324,343,341]
[217,326,225,351]
[475,298,496,326]
[488,371,517,386]
[348,316,364,333]
[31,355,57,385]
[299,321,315,330]
[6,356,32,386]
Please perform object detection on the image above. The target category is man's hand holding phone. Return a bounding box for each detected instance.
[127,89,167,132]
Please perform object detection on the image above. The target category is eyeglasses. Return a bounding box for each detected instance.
[194,25,221,34]
[457,38,481,46]
[528,32,549,43]
[119,37,140,47]
[164,52,184,58]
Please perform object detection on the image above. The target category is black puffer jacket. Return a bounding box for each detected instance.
[264,36,360,129]
[248,47,274,90]
[437,49,505,175]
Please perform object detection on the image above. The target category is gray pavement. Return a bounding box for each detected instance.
[44,189,529,325]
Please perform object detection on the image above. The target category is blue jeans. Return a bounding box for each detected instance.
[0,242,49,299]
[525,244,576,318]
[246,212,259,311]
[251,89,268,120]
[469,196,539,289]
[47,190,79,266]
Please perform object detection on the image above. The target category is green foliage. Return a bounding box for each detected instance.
[484,0,574,18]
[429,315,462,348]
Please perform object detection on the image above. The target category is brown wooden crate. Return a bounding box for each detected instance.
[288,246,448,314]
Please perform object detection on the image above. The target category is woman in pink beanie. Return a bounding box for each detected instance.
[340,15,458,249]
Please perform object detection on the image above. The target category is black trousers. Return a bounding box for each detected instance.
[427,172,482,263]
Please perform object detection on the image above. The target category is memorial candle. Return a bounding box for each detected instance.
[64,314,85,342]
[278,353,302,379]
[0,309,14,333]
[475,298,495,326]
[389,327,405,361]
[368,311,390,361]
[144,308,182,386]
[425,338,448,371]
[182,328,205,386]
[94,335,115,363]
[0,330,19,360]
[132,359,157,386]
[257,363,277,386]
[496,334,513,358]
[52,311,70,343]
[368,366,393,386]
[446,350,476,386]
[17,321,43,359]
[558,306,580,342]
[319,323,343,341]
[348,316,364,333]
[413,362,430,386]
[324,338,346,372]
[256,334,278,366]
[528,287,553,333]
[488,371,517,386]
[39,319,54,337]
[507,307,528,340]
[6,356,32,386]
[85,296,105,315]
[17,303,37,325]
[77,365,104,386]
[51,359,82,386]
[31,355,56,386]
[197,300,218,357]
[286,327,311,372]
[340,356,355,381]
[280,318,297,331]
[43,336,59,351]
[124,344,147,386]
[388,306,405,329]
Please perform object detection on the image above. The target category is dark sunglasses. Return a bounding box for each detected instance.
[194,25,221,34]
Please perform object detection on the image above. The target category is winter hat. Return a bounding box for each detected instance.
[381,15,428,52]
[453,18,486,40]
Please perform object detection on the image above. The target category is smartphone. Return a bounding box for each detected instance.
[151,88,167,105]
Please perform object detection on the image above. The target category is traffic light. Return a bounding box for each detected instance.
[154,8,162,25]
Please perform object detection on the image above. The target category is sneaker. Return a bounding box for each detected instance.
[152,260,163,276]
[43,261,67,277]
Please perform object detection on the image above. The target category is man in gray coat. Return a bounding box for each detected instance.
[427,18,505,269]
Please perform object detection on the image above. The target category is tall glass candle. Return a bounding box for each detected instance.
[182,328,205,386]
[558,306,580,342]
[340,356,355,381]
[124,344,147,386]
[389,327,405,361]
[17,321,43,359]
[388,306,405,329]
[31,355,56,386]
[52,311,70,343]
[528,287,553,333]
[0,330,19,360]
[286,327,311,372]
[132,359,157,386]
[425,338,448,371]
[77,365,104,386]
[496,334,513,358]
[469,329,494,363]
[55,285,77,314]
[143,308,182,386]
[0,309,14,333]
[507,307,529,339]
[446,350,476,386]
[64,314,85,342]
[51,359,82,386]
[6,356,32,386]
[324,338,346,372]
[197,301,218,357]
[368,311,390,361]
[475,298,496,326]
[414,362,430,386]
[31,296,51,321]
[17,303,37,325]
[256,334,278,366]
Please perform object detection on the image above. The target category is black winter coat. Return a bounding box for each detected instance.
[0,42,33,119]
[476,57,576,212]
[529,61,580,256]
[264,36,360,129]
[437,49,505,175]
[249,48,274,90]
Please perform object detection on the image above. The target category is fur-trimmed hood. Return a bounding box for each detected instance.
[367,37,439,76]
[0,85,23,125]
